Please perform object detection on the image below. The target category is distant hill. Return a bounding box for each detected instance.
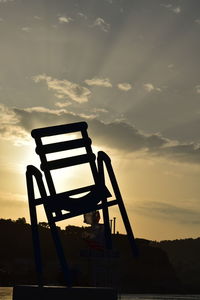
[152,238,200,293]
[0,218,199,293]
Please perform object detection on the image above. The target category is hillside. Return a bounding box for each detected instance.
[152,238,200,293]
[0,218,199,293]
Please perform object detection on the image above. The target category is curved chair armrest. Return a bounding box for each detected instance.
[97,151,120,196]
[97,151,111,163]
[26,165,47,202]
[26,165,43,178]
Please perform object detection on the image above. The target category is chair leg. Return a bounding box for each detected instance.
[29,203,44,286]
[102,200,112,250]
[117,197,138,256]
[105,162,138,256]
[48,218,72,287]
[26,170,44,286]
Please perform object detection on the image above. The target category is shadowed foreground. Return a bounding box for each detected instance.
[1,218,199,293]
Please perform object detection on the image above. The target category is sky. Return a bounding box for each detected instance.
[0,0,200,241]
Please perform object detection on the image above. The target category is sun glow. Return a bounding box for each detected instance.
[21,133,106,198]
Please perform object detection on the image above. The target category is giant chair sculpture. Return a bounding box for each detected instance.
[26,121,138,287]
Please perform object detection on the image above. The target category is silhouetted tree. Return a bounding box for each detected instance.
[39,222,49,228]
[15,217,26,224]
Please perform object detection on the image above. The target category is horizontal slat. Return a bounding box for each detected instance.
[54,200,118,222]
[41,153,96,170]
[31,122,88,138]
[34,185,96,206]
[34,199,118,221]
[36,138,91,154]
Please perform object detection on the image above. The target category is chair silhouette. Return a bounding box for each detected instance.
[26,121,138,287]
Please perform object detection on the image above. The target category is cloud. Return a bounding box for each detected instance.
[92,17,110,32]
[21,27,31,32]
[2,103,200,164]
[87,121,168,153]
[195,19,200,25]
[168,64,174,69]
[55,101,71,108]
[0,103,18,125]
[117,83,132,91]
[153,142,200,164]
[172,7,181,14]
[161,4,172,9]
[58,16,73,24]
[161,4,181,14]
[91,108,108,113]
[84,77,112,87]
[11,107,166,152]
[0,0,14,2]
[34,16,42,20]
[195,85,200,94]
[33,74,91,103]
[144,83,161,92]
[24,106,69,114]
[22,106,98,121]
[0,103,29,144]
[25,106,96,122]
[144,83,154,92]
[77,12,87,20]
[135,201,200,225]
[13,107,169,151]
[0,191,26,205]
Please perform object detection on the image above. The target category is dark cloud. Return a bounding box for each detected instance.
[162,118,200,143]
[12,107,200,164]
[14,107,167,151]
[135,201,200,225]
[14,107,81,132]
[88,119,167,151]
[153,143,200,164]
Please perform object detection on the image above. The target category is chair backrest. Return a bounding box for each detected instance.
[31,122,99,196]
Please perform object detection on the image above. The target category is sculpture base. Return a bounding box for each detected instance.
[13,285,118,300]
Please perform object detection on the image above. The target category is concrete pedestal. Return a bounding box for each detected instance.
[13,285,118,300]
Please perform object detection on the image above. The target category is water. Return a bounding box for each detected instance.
[120,295,200,300]
[119,294,200,300]
[1,287,200,300]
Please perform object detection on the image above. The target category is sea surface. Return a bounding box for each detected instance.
[1,287,200,300]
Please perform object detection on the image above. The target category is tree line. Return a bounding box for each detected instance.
[0,218,199,293]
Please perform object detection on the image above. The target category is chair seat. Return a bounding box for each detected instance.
[43,185,112,213]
